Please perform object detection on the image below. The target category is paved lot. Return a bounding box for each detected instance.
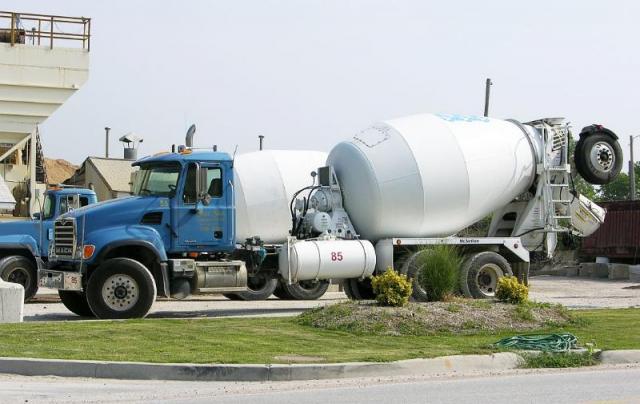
[23,276,640,321]
[1,364,640,403]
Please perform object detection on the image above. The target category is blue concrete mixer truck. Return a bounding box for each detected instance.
[0,187,97,300]
[40,114,621,319]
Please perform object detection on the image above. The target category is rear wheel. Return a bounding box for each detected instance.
[224,276,277,301]
[459,252,512,299]
[0,256,38,301]
[58,290,94,317]
[399,251,430,302]
[86,258,157,319]
[274,280,330,300]
[342,278,375,300]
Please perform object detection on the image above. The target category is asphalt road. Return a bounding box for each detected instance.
[1,365,639,403]
[23,276,640,321]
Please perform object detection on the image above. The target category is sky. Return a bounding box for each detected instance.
[5,0,640,168]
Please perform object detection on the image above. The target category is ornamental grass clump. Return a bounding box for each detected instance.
[371,268,413,307]
[496,276,529,304]
[417,245,462,301]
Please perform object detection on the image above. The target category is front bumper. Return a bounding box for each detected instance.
[39,269,83,291]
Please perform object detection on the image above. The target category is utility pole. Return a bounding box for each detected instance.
[105,127,111,158]
[483,78,492,117]
[259,135,264,151]
[631,135,637,201]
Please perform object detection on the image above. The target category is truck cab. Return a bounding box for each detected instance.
[42,150,245,318]
[0,187,97,299]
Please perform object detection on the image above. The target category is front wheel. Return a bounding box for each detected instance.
[0,256,38,301]
[86,258,157,319]
[459,252,512,299]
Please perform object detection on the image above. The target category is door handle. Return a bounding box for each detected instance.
[214,231,223,239]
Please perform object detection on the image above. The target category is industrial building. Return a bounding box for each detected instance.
[0,11,89,217]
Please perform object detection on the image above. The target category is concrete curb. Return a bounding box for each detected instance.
[599,350,640,365]
[0,353,523,382]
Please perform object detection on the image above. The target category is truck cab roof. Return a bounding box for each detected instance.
[47,188,96,196]
[133,150,233,166]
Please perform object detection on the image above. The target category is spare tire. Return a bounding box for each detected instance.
[575,128,623,185]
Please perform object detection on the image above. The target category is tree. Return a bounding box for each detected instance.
[598,162,640,201]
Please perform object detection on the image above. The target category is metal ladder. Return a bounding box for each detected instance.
[541,122,573,232]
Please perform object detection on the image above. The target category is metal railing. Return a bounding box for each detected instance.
[0,11,90,51]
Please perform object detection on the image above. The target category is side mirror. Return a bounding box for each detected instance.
[195,164,211,206]
[32,212,41,220]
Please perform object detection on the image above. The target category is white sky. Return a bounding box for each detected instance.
[6,1,640,168]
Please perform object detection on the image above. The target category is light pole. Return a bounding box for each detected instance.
[630,135,640,200]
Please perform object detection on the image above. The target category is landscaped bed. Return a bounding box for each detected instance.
[0,306,637,364]
[298,300,573,336]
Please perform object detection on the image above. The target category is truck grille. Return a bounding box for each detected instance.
[54,218,76,258]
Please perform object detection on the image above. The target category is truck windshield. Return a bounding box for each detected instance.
[42,193,55,219]
[133,164,181,197]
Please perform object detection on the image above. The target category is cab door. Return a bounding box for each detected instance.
[173,162,234,251]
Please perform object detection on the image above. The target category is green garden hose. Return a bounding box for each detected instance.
[493,333,578,352]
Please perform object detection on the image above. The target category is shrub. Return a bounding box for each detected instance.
[416,245,462,301]
[371,268,413,307]
[496,276,529,304]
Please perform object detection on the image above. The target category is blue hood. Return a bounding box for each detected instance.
[0,218,40,238]
[61,196,165,231]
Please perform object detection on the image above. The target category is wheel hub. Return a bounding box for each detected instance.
[102,274,139,311]
[7,267,29,286]
[476,264,500,296]
[590,142,614,172]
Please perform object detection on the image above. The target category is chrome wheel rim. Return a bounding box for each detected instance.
[590,142,614,172]
[476,264,501,296]
[102,274,139,311]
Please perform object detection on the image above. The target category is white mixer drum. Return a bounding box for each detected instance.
[327,113,537,240]
[234,150,327,243]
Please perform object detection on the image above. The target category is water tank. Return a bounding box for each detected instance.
[327,113,537,240]
[234,150,328,243]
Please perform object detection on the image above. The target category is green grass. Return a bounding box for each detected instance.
[0,308,637,364]
[522,352,598,368]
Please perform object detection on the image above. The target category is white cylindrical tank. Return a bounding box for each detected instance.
[327,113,537,240]
[279,239,376,282]
[234,150,327,243]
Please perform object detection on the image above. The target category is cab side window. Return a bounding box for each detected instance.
[206,167,223,198]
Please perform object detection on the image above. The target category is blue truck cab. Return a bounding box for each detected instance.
[0,187,97,300]
[41,149,268,318]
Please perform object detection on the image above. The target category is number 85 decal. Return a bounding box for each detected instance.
[331,252,343,261]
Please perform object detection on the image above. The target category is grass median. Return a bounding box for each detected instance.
[0,308,638,364]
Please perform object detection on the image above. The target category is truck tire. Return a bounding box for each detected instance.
[224,276,277,301]
[274,280,330,300]
[58,291,94,317]
[86,258,157,319]
[459,252,512,299]
[0,255,38,301]
[399,251,430,302]
[575,133,622,185]
[342,278,375,300]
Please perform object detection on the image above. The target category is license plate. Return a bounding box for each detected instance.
[39,271,82,291]
[40,271,63,289]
